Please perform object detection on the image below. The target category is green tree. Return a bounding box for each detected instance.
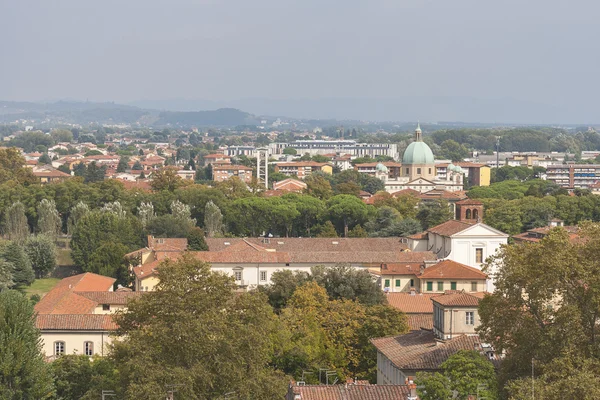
[136,201,155,229]
[0,148,37,185]
[282,147,297,155]
[416,200,453,230]
[0,260,14,291]
[25,235,57,279]
[131,160,143,170]
[38,153,52,165]
[67,201,90,235]
[37,199,62,238]
[203,200,224,237]
[304,173,334,200]
[439,139,470,161]
[71,211,142,277]
[312,264,385,305]
[0,290,54,399]
[1,242,34,288]
[417,350,498,400]
[150,168,184,192]
[3,201,30,244]
[327,194,370,237]
[51,355,120,400]
[477,224,600,387]
[316,220,339,237]
[187,227,208,251]
[116,156,129,173]
[50,128,74,143]
[261,269,312,311]
[112,254,287,399]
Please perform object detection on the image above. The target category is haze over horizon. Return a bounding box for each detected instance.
[2,0,599,123]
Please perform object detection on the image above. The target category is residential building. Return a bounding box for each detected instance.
[372,291,493,385]
[270,140,399,160]
[512,222,579,243]
[285,380,417,400]
[546,164,600,190]
[131,237,410,291]
[212,164,253,183]
[435,162,491,186]
[432,291,483,340]
[355,161,402,179]
[272,178,307,192]
[274,162,333,179]
[203,154,232,166]
[33,272,141,358]
[31,166,71,184]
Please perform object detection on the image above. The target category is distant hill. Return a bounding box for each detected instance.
[0,101,260,127]
[155,108,259,127]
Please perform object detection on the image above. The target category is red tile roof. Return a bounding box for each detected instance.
[432,291,484,307]
[407,314,434,331]
[34,273,116,315]
[386,293,439,314]
[427,220,473,236]
[289,384,413,400]
[372,331,482,370]
[76,291,144,305]
[419,260,487,280]
[35,314,118,331]
[419,189,468,200]
[206,238,408,253]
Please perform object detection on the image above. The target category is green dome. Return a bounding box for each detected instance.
[402,141,435,165]
[375,163,388,173]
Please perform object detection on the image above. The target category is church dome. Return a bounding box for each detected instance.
[375,162,388,173]
[402,141,435,165]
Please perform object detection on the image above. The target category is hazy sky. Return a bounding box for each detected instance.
[2,0,599,121]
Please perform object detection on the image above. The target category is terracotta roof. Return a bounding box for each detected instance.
[32,168,70,178]
[273,178,307,190]
[276,162,331,167]
[289,384,413,400]
[419,260,487,280]
[408,232,428,240]
[34,273,115,315]
[427,220,473,236]
[379,263,422,276]
[455,199,483,205]
[407,314,434,331]
[390,188,420,197]
[76,291,144,305]
[372,331,482,370]
[355,162,402,168]
[35,314,118,331]
[206,238,408,253]
[119,179,152,191]
[432,291,483,307]
[204,154,230,159]
[419,189,468,200]
[386,292,439,314]
[148,237,188,251]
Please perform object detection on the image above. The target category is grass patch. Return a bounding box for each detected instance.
[25,278,60,298]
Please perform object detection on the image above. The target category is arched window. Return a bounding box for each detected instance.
[84,341,94,356]
[465,209,472,219]
[54,341,65,356]
[473,209,479,220]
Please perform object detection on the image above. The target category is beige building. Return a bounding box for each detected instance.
[274,162,333,179]
[433,291,483,340]
[212,164,253,183]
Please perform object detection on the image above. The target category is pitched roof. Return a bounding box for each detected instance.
[386,292,439,314]
[206,237,408,253]
[34,273,116,315]
[372,330,481,370]
[35,314,118,331]
[427,220,473,236]
[419,260,487,280]
[455,198,484,205]
[212,165,253,171]
[289,384,413,400]
[432,291,483,307]
[276,161,331,167]
[76,291,144,305]
[419,189,468,200]
[407,314,434,331]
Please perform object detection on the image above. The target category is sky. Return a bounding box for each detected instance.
[1,0,599,122]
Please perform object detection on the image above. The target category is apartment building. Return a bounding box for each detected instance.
[546,164,600,190]
[274,162,333,179]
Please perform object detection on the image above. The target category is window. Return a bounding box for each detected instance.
[102,304,110,311]
[84,341,93,356]
[451,282,457,290]
[406,168,409,174]
[234,271,242,281]
[429,168,432,174]
[384,279,390,288]
[465,209,472,219]
[426,281,433,291]
[473,209,479,220]
[410,279,414,287]
[395,279,401,287]
[260,271,267,281]
[54,341,65,356]
[475,248,483,263]
[471,281,478,292]
[417,168,421,174]
[437,281,444,291]
[466,311,475,325]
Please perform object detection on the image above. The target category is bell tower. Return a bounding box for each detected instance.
[455,199,484,222]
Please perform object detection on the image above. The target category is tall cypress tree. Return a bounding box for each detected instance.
[0,290,54,399]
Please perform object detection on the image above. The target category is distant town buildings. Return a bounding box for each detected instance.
[269,140,399,160]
